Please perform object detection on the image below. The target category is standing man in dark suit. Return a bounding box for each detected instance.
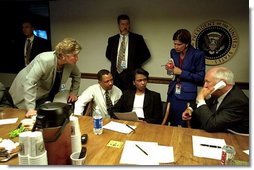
[16,20,51,70]
[106,14,151,91]
[112,68,163,124]
[182,66,249,134]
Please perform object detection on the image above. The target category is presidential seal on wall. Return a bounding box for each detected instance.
[192,19,239,65]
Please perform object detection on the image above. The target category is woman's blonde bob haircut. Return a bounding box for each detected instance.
[54,38,82,58]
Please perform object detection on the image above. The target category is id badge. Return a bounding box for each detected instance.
[121,61,127,69]
[175,83,181,94]
[60,84,66,91]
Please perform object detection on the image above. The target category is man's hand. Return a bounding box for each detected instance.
[182,108,192,121]
[25,109,37,118]
[196,87,214,101]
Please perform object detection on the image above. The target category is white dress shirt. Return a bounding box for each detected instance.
[74,84,122,117]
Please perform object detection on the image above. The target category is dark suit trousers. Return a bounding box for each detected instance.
[114,70,135,91]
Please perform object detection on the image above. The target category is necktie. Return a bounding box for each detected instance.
[117,36,126,73]
[210,99,218,113]
[25,39,31,66]
[105,90,113,112]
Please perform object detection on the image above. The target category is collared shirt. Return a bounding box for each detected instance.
[74,84,122,117]
[24,35,34,56]
[117,34,129,69]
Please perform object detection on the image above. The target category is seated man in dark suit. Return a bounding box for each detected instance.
[112,68,163,124]
[182,66,249,134]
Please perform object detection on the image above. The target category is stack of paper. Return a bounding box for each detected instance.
[192,135,226,160]
[119,140,174,165]
[0,118,18,125]
[103,121,136,134]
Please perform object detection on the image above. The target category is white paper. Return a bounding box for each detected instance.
[157,145,174,163]
[103,121,136,134]
[0,117,18,125]
[119,140,159,165]
[243,150,249,155]
[192,135,226,160]
[119,140,175,165]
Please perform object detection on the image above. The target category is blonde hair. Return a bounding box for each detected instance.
[54,38,82,58]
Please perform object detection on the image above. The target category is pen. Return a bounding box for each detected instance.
[200,144,222,148]
[135,144,148,156]
[126,124,135,132]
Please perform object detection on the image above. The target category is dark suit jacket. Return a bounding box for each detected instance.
[190,86,249,133]
[16,35,51,71]
[106,32,150,90]
[112,89,163,124]
[28,36,51,62]
[167,45,205,100]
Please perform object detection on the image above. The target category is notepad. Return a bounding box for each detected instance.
[119,140,174,165]
[103,121,136,134]
[107,140,124,148]
[192,135,226,160]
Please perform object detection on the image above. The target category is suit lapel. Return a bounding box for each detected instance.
[143,89,150,109]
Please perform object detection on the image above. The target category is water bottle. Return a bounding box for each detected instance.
[93,108,103,135]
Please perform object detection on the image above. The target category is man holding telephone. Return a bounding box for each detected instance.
[182,66,249,134]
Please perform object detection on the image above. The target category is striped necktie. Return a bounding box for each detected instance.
[25,39,31,66]
[105,90,113,112]
[117,36,126,73]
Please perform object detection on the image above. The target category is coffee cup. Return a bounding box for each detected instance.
[70,151,87,165]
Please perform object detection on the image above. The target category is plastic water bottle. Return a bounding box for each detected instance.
[93,108,103,135]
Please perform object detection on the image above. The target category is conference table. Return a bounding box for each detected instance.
[0,108,249,165]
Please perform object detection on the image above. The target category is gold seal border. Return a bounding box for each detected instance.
[191,19,239,66]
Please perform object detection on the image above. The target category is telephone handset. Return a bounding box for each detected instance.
[212,80,226,93]
[206,80,226,99]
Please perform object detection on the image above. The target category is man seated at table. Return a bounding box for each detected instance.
[182,66,249,134]
[111,68,163,124]
[74,69,122,117]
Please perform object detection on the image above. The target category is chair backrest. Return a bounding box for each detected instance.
[83,101,93,116]
[161,101,170,125]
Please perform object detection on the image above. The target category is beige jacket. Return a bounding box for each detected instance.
[9,51,81,110]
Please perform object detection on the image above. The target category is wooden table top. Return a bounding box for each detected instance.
[0,108,249,165]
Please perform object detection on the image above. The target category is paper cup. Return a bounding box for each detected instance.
[28,150,48,165]
[71,134,82,153]
[70,116,81,136]
[18,153,28,165]
[29,131,45,157]
[19,131,32,156]
[70,151,87,165]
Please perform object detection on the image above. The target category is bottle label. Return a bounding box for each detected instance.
[93,117,102,129]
